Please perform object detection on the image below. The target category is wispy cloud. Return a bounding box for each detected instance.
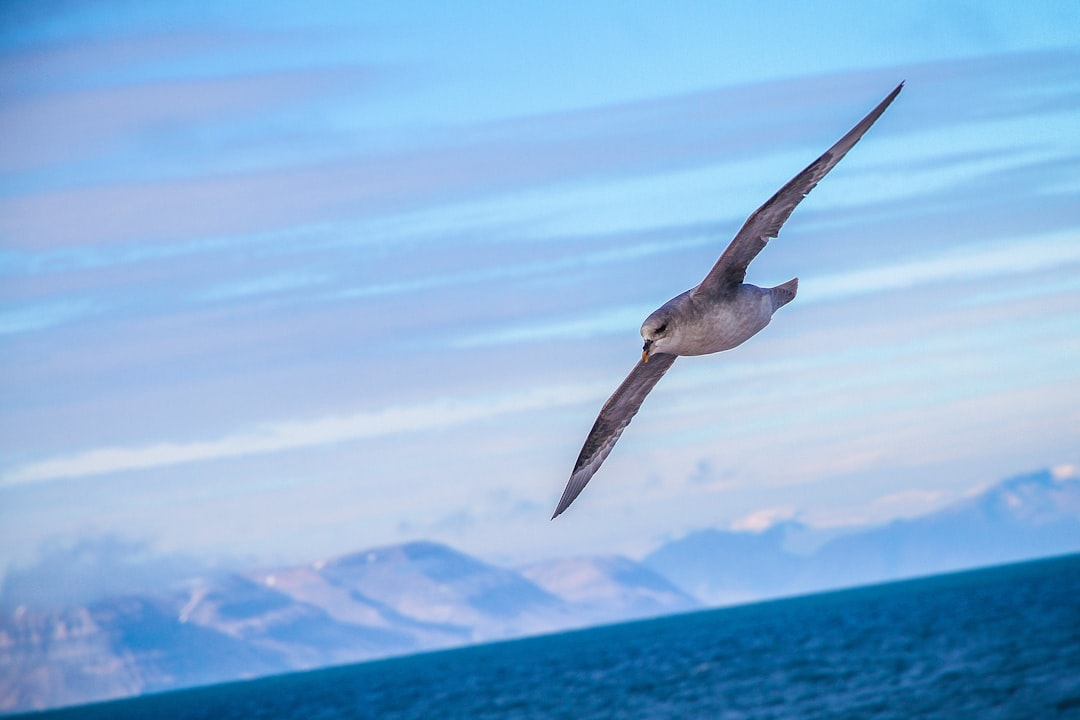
[0,298,100,335]
[0,222,339,277]
[450,303,656,348]
[7,51,1074,250]
[195,270,331,303]
[444,229,1080,348]
[871,488,947,510]
[802,230,1080,304]
[0,535,216,610]
[1,382,607,486]
[336,229,712,301]
[0,58,378,179]
[731,505,798,532]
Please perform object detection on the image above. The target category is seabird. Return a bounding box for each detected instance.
[552,82,903,519]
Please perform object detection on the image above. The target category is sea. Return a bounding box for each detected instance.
[18,554,1080,720]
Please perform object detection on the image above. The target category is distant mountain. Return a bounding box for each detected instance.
[0,594,290,713]
[267,541,573,642]
[800,470,1080,591]
[0,541,679,714]
[644,469,1080,604]
[2,470,1077,714]
[519,555,699,623]
[177,572,423,667]
[642,523,806,604]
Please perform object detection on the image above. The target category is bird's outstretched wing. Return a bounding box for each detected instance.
[552,352,678,519]
[694,82,903,297]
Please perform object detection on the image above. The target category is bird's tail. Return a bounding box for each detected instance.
[770,277,798,311]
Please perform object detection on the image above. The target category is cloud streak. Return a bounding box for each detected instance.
[1,56,379,178]
[0,298,101,335]
[445,229,1080,348]
[1,382,607,486]
[5,50,1074,250]
[801,230,1080,303]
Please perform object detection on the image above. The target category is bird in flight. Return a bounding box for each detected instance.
[552,82,903,519]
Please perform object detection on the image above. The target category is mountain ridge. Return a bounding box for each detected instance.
[643,468,1080,603]
[2,468,1078,714]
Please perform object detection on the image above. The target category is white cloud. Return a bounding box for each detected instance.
[730,505,797,532]
[451,303,655,348]
[801,230,1080,304]
[450,229,1080,349]
[802,488,952,529]
[195,270,331,302]
[1051,464,1077,481]
[0,298,101,335]
[871,489,946,509]
[2,382,606,487]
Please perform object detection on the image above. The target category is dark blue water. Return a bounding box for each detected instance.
[20,555,1080,719]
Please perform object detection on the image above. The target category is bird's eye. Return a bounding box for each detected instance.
[656,323,667,334]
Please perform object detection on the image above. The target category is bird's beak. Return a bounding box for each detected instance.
[641,339,653,363]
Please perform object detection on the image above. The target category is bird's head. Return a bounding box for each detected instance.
[640,311,676,362]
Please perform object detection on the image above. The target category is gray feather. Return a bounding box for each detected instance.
[552,83,902,519]
[694,82,903,297]
[552,353,677,519]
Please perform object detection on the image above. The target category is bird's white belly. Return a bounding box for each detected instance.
[679,287,774,355]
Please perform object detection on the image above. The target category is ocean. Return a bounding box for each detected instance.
[18,555,1080,719]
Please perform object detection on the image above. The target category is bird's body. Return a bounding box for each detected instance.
[552,82,904,520]
[646,280,798,357]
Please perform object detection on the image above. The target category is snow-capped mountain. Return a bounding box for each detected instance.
[2,468,1078,714]
[0,542,686,713]
[519,554,699,623]
[643,469,1080,604]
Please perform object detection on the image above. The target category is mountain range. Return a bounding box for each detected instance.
[643,468,1080,604]
[2,468,1078,714]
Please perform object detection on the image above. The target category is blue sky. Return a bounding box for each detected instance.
[1,2,1079,582]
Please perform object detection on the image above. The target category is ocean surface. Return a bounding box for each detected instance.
[20,555,1080,720]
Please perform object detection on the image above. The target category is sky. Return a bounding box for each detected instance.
[1,1,1079,588]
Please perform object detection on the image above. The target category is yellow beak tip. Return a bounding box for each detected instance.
[641,351,649,363]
